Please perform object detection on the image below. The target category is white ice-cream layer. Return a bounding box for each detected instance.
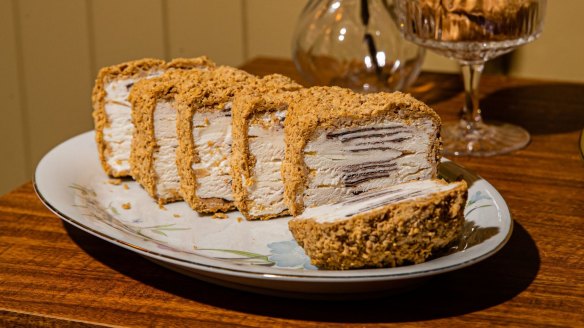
[303,120,436,208]
[153,101,180,199]
[191,105,233,201]
[297,180,458,223]
[102,71,162,173]
[245,111,287,216]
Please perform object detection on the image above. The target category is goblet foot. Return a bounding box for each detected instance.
[441,120,530,157]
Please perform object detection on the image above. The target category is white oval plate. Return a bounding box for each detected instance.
[34,131,512,299]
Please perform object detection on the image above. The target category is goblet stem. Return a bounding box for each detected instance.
[440,62,530,156]
[460,63,485,131]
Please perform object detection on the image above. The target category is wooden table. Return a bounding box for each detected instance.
[1,57,583,327]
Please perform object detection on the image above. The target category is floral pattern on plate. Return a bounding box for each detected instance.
[70,177,496,271]
[71,181,317,269]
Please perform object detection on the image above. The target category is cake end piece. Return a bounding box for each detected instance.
[288,179,467,270]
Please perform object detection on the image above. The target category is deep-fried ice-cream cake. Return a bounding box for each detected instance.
[92,57,214,177]
[230,79,302,220]
[282,87,442,216]
[289,179,467,269]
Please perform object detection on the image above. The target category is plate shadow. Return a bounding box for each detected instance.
[64,218,539,323]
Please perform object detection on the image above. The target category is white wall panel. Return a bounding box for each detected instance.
[166,0,245,66]
[91,0,166,69]
[17,0,94,172]
[510,0,584,82]
[0,0,27,195]
[245,0,307,60]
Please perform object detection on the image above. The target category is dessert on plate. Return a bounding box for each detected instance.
[92,57,214,177]
[232,87,441,220]
[90,56,467,270]
[175,67,300,213]
[289,179,467,269]
[129,69,212,204]
[282,87,442,216]
[230,84,302,220]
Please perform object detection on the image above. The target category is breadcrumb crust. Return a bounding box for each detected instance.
[129,70,205,203]
[282,87,442,215]
[175,66,257,213]
[288,180,467,270]
[92,57,215,178]
[230,77,302,220]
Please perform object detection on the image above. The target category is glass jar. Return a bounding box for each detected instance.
[292,0,424,93]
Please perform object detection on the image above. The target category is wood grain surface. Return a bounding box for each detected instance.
[0,58,582,327]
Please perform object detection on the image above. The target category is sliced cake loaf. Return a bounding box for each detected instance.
[128,70,207,204]
[289,179,467,269]
[282,87,442,216]
[175,67,257,213]
[230,79,302,220]
[92,57,214,177]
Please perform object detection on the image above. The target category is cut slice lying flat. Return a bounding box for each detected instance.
[289,179,468,270]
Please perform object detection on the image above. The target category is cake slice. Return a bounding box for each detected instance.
[230,81,302,220]
[92,57,214,177]
[129,70,207,204]
[283,87,442,216]
[174,67,257,213]
[289,179,467,270]
[176,69,301,213]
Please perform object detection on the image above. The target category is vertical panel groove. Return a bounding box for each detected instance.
[161,0,170,61]
[241,0,249,62]
[11,0,32,175]
[85,0,98,79]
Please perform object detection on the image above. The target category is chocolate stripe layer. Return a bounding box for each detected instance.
[344,171,398,187]
[353,137,409,146]
[326,125,405,139]
[337,131,410,143]
[348,147,403,152]
[342,162,397,173]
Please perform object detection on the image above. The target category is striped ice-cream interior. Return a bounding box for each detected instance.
[297,180,459,223]
[103,70,163,173]
[244,110,287,216]
[153,100,180,199]
[191,102,234,201]
[303,120,436,208]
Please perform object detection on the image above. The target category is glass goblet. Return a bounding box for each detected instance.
[395,0,547,156]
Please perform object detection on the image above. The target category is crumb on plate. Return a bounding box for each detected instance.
[212,213,228,219]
